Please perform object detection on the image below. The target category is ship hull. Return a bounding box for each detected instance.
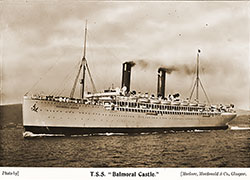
[23,126,229,135]
[23,98,236,135]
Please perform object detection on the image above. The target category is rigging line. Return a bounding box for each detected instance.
[88,31,121,61]
[50,60,81,96]
[55,72,75,96]
[85,32,101,86]
[189,80,197,101]
[50,60,80,95]
[58,86,69,96]
[86,31,122,92]
[60,24,88,98]
[58,71,79,96]
[199,79,210,104]
[59,75,77,96]
[187,70,197,98]
[189,72,197,100]
[25,55,64,95]
[85,60,97,93]
[56,63,81,96]
[187,78,196,97]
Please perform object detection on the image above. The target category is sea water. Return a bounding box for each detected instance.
[0,124,249,167]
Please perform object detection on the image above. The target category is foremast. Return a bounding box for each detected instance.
[70,21,96,100]
[80,22,88,99]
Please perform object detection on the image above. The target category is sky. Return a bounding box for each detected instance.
[0,0,249,109]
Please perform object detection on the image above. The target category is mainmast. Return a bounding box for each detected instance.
[80,21,88,99]
[196,49,200,100]
[189,49,210,104]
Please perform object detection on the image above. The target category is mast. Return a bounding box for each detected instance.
[196,49,200,100]
[189,49,210,104]
[80,21,87,99]
[70,21,97,99]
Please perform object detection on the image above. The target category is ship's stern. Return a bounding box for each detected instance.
[221,112,237,126]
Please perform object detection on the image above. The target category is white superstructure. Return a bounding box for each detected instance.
[23,92,236,135]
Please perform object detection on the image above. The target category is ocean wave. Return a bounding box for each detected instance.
[229,126,250,130]
[23,131,65,138]
[23,131,130,138]
[96,132,127,136]
[194,129,211,133]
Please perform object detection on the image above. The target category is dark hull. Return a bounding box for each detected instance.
[24,125,229,135]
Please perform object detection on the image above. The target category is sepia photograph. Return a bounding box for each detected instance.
[0,0,249,179]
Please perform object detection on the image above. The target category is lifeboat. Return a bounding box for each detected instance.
[138,98,150,103]
[171,100,181,105]
[189,102,198,106]
[211,104,217,109]
[198,103,206,107]
[161,99,171,105]
[150,98,161,104]
[181,100,189,106]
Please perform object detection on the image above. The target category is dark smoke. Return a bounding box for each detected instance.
[181,64,195,75]
[126,59,196,75]
[158,66,178,74]
[159,64,196,75]
[136,59,149,68]
[125,59,149,69]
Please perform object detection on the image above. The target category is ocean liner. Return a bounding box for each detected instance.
[23,24,236,136]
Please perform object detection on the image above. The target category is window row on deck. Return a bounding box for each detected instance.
[117,107,219,116]
[117,101,203,112]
